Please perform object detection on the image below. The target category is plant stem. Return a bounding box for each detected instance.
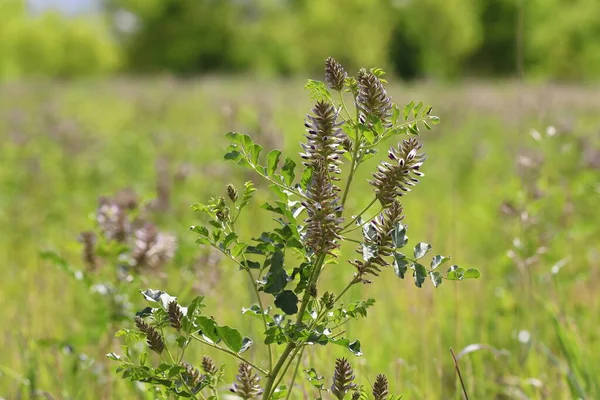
[338,91,354,121]
[190,334,268,375]
[245,157,309,200]
[450,348,469,400]
[262,343,296,400]
[262,253,326,400]
[341,197,378,230]
[340,106,363,211]
[285,348,306,400]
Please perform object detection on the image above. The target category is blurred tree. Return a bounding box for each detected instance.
[0,0,120,80]
[107,0,240,73]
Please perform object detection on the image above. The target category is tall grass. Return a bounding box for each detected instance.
[0,79,599,398]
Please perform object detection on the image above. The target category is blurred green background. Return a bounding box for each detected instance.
[3,0,600,81]
[1,0,600,399]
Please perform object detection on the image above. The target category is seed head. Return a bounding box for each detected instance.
[370,200,404,259]
[320,291,335,310]
[356,69,392,127]
[302,161,344,256]
[331,358,358,399]
[370,138,426,205]
[134,316,164,354]
[226,184,238,203]
[230,362,263,399]
[167,300,183,331]
[325,57,348,91]
[202,356,218,375]
[372,374,389,400]
[181,362,205,392]
[300,100,346,177]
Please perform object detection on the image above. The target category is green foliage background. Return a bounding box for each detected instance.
[3,0,600,81]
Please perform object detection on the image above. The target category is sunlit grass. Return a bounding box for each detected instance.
[0,78,599,398]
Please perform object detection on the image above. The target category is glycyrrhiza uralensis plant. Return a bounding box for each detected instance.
[109,58,480,399]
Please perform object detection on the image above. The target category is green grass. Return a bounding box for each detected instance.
[1,78,599,399]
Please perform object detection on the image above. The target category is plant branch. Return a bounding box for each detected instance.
[342,197,378,230]
[190,334,268,376]
[242,154,309,201]
[340,102,363,211]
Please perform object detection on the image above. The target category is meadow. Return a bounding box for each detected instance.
[0,77,599,399]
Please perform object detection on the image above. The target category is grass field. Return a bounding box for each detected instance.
[1,78,599,399]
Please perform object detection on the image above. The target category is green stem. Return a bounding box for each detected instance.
[270,347,304,398]
[340,104,363,211]
[190,334,268,375]
[342,198,378,230]
[261,343,296,400]
[338,91,354,121]
[342,206,383,234]
[285,348,306,400]
[224,220,274,373]
[244,156,309,201]
[262,253,326,400]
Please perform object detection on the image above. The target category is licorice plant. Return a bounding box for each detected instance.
[109,58,480,399]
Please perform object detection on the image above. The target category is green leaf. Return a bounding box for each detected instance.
[361,243,379,262]
[304,368,325,390]
[431,255,450,270]
[225,131,242,143]
[429,115,440,125]
[266,149,282,176]
[222,232,238,249]
[271,385,289,399]
[106,352,122,361]
[413,263,427,288]
[274,290,299,315]
[359,124,375,144]
[429,271,443,287]
[300,167,313,191]
[305,79,332,101]
[413,242,431,259]
[238,181,256,210]
[232,242,247,257]
[331,338,363,356]
[216,325,243,353]
[412,101,423,119]
[463,268,481,279]
[190,225,209,237]
[241,260,261,269]
[264,251,289,294]
[141,289,176,309]
[249,144,263,165]
[241,133,254,150]
[392,104,401,125]
[403,101,414,121]
[391,223,408,248]
[446,265,465,280]
[393,252,409,279]
[196,316,220,343]
[239,337,253,354]
[281,158,296,186]
[224,150,241,161]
